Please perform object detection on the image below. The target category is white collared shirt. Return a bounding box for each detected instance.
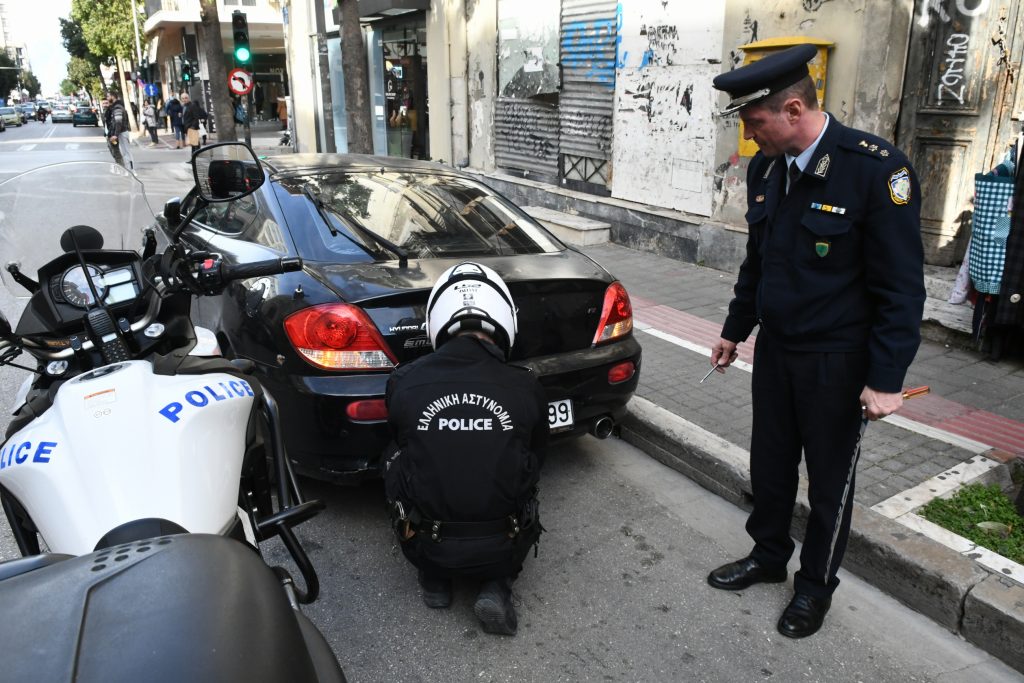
[786,113,830,192]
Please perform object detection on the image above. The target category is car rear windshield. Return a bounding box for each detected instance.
[277,171,562,262]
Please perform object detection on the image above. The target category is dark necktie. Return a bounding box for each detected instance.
[787,161,801,194]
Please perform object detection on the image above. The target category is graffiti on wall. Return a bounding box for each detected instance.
[612,0,725,216]
[917,0,997,109]
[563,13,618,88]
[497,0,560,98]
[917,0,991,26]
[498,99,557,158]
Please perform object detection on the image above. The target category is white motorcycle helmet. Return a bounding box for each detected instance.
[426,262,518,357]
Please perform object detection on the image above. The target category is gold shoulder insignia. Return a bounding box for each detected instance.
[859,140,869,148]
[880,149,890,157]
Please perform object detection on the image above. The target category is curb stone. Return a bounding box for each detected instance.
[619,396,1022,673]
[962,575,1024,672]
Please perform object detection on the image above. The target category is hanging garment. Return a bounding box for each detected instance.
[969,173,1014,295]
[994,164,1024,328]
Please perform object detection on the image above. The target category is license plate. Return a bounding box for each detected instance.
[548,399,574,430]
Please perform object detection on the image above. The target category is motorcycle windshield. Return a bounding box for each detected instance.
[0,162,154,299]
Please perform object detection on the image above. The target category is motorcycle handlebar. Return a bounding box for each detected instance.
[217,257,303,282]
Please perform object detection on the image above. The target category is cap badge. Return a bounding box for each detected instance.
[814,154,830,178]
[888,167,912,205]
[815,241,830,257]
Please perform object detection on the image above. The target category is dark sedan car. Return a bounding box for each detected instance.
[72,104,99,126]
[162,155,642,482]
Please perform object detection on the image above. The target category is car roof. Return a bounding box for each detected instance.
[260,153,467,180]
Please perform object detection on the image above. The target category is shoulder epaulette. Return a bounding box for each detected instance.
[837,131,898,161]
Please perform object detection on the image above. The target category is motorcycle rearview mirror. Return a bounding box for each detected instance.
[192,142,266,204]
[163,197,182,230]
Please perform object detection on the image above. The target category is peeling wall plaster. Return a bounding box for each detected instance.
[612,0,726,216]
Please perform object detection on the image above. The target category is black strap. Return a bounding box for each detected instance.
[411,515,520,542]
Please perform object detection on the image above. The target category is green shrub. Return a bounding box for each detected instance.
[919,483,1024,564]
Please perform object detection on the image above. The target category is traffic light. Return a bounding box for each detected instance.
[232,11,251,66]
[181,57,193,85]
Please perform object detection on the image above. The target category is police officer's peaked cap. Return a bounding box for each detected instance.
[712,43,817,115]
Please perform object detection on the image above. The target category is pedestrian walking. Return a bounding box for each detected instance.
[142,99,159,147]
[384,263,547,636]
[180,92,208,157]
[705,45,925,639]
[103,93,134,171]
[165,95,184,148]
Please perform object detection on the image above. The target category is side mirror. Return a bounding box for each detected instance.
[192,142,266,203]
[163,197,182,229]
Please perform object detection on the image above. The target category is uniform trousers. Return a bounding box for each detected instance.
[746,330,867,599]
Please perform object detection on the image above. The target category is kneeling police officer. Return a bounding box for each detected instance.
[384,262,548,636]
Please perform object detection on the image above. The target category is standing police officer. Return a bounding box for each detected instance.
[706,45,925,638]
[384,262,548,636]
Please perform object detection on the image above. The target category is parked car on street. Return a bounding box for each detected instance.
[15,104,33,123]
[159,153,642,483]
[0,106,22,127]
[50,106,73,123]
[72,104,99,127]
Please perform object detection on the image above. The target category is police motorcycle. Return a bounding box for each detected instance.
[0,144,345,682]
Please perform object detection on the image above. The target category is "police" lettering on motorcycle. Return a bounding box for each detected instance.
[158,380,254,424]
[0,441,57,469]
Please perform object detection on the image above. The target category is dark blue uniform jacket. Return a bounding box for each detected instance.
[721,116,925,393]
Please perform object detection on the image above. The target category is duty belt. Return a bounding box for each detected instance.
[393,501,524,542]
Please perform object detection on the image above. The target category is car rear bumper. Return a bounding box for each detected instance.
[259,335,642,483]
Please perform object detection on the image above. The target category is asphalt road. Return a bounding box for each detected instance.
[0,144,1020,682]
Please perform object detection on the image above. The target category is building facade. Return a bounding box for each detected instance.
[288,0,1024,267]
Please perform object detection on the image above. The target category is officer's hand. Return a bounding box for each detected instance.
[710,338,738,373]
[860,387,903,420]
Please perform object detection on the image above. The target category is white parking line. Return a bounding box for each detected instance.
[65,143,79,150]
[16,144,36,152]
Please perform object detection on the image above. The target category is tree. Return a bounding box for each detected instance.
[339,0,372,154]
[20,71,41,99]
[60,79,76,96]
[0,53,19,99]
[67,57,103,99]
[198,0,236,143]
[60,16,100,68]
[71,0,140,61]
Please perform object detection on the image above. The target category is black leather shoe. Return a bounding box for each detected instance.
[418,570,452,609]
[707,556,787,590]
[777,592,832,639]
[474,579,517,635]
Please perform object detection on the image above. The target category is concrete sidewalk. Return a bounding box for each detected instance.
[578,242,1024,673]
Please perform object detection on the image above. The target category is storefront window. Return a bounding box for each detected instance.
[379,16,428,159]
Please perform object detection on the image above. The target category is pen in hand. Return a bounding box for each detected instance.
[700,364,722,383]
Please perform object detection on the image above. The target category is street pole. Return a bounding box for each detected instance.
[131,0,145,131]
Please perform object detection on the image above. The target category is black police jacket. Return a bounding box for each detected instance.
[383,335,549,524]
[721,115,926,393]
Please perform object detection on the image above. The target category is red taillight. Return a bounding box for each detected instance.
[608,361,636,384]
[345,399,388,422]
[284,304,397,371]
[592,282,633,345]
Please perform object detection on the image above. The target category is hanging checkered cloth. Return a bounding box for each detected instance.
[968,173,1014,294]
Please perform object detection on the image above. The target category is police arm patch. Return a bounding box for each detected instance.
[888,167,912,205]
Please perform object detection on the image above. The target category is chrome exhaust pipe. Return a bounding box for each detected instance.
[591,416,615,440]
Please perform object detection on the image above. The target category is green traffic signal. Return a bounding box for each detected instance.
[232,11,251,66]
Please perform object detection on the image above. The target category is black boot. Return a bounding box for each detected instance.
[418,570,452,609]
[474,578,517,635]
